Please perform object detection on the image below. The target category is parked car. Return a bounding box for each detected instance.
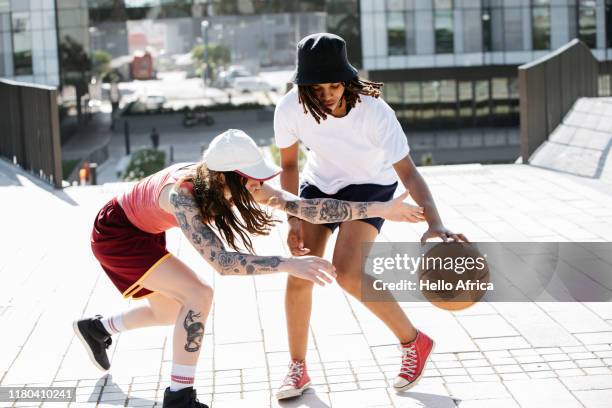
[143,94,167,111]
[216,65,252,88]
[121,94,167,115]
[233,76,272,93]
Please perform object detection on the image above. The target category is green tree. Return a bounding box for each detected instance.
[92,50,112,78]
[191,43,231,79]
[60,35,92,124]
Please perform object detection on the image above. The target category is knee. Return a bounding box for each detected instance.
[287,274,315,292]
[183,283,214,309]
[336,271,361,295]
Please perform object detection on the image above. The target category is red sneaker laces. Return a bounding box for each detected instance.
[400,344,418,377]
[283,361,304,386]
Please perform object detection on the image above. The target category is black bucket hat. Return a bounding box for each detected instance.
[292,33,358,86]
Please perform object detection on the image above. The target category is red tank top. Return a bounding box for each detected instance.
[118,162,194,234]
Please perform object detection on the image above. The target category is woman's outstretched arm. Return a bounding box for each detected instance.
[168,184,335,284]
[253,183,425,224]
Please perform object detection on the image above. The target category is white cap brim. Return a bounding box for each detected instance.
[234,159,282,181]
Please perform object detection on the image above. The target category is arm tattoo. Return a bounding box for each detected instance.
[284,200,299,216]
[191,232,202,245]
[300,206,318,220]
[171,184,288,276]
[320,200,351,222]
[251,257,282,268]
[170,188,197,210]
[355,202,370,218]
[176,212,190,232]
[279,195,375,224]
[184,310,204,352]
[193,216,224,248]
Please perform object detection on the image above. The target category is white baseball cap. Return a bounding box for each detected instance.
[203,129,282,181]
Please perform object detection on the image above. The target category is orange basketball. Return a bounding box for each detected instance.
[417,242,490,311]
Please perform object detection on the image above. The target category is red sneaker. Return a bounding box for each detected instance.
[393,330,435,391]
[275,360,311,400]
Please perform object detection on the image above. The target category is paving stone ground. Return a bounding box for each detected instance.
[1,159,612,408]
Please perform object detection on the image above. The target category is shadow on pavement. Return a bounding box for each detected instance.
[85,374,157,406]
[394,391,459,407]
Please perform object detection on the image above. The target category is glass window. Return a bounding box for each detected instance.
[438,79,456,122]
[490,6,504,51]
[434,0,452,9]
[387,11,406,55]
[439,79,456,102]
[492,77,510,114]
[405,11,416,55]
[384,82,403,104]
[404,82,421,104]
[12,12,33,76]
[421,81,439,104]
[386,0,404,11]
[492,78,508,100]
[504,8,523,51]
[434,9,454,53]
[459,81,474,120]
[459,81,473,102]
[482,7,492,51]
[532,3,551,50]
[475,79,490,123]
[402,82,420,124]
[463,9,482,53]
[579,0,597,48]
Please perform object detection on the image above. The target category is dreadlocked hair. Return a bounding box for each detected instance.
[183,163,279,254]
[298,77,384,124]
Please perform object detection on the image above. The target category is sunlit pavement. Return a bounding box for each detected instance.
[1,158,612,407]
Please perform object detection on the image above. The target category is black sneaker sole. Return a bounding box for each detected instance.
[72,320,109,372]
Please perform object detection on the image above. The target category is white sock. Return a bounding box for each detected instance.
[170,363,196,391]
[100,314,127,335]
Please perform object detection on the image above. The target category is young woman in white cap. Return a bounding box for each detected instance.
[73,129,425,408]
[274,33,469,399]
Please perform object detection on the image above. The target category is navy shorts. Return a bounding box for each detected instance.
[299,181,398,233]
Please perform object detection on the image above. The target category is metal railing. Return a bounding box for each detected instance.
[0,79,62,188]
[518,39,599,163]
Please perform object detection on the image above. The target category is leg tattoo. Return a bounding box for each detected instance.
[183,310,205,352]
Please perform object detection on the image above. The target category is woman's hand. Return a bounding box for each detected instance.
[285,255,337,286]
[420,224,469,244]
[379,191,426,222]
[287,217,310,256]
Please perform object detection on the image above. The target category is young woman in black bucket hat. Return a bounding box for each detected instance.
[274,33,468,399]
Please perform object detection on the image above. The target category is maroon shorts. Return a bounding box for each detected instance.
[91,198,171,299]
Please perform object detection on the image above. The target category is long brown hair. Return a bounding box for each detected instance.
[298,77,383,124]
[183,163,278,253]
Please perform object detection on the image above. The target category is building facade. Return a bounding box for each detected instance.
[360,0,612,134]
[0,0,59,86]
[1,0,609,163]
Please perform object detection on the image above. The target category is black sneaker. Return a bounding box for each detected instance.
[72,315,112,371]
[162,387,209,408]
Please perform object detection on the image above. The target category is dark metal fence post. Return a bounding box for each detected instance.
[124,120,131,155]
[90,163,98,185]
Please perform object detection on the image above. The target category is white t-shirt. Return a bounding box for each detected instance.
[274,87,410,194]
